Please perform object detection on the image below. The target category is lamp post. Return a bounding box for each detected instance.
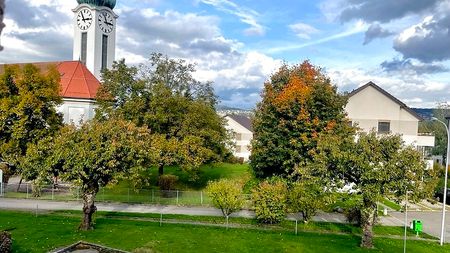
[432,117,450,245]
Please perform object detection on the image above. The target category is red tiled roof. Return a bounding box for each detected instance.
[0,61,100,100]
[56,61,100,100]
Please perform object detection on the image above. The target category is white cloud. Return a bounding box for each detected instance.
[289,22,320,39]
[199,0,266,36]
[326,67,450,108]
[268,21,367,53]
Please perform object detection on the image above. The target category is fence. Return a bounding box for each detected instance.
[0,183,251,207]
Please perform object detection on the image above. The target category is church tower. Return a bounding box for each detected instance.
[73,0,118,80]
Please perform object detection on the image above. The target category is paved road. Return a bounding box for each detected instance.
[380,210,450,241]
[1,198,448,240]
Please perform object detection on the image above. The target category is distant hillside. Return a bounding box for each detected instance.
[412,108,433,120]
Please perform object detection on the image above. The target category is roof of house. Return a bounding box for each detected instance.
[348,81,422,121]
[0,61,100,100]
[228,114,253,132]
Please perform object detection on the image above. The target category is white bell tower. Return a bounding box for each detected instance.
[73,1,118,80]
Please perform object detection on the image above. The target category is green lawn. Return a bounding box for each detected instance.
[1,210,448,253]
[381,198,402,211]
[4,163,252,205]
[147,163,252,190]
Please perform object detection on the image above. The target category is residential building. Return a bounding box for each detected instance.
[224,115,253,161]
[345,81,435,165]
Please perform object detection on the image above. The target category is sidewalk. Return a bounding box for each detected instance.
[0,198,346,222]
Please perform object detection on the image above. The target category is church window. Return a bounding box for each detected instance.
[81,32,87,65]
[102,34,108,71]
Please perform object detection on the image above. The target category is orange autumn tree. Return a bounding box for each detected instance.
[250,61,353,178]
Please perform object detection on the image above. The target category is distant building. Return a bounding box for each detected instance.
[224,115,253,161]
[346,81,435,165]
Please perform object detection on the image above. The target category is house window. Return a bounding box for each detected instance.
[378,121,390,133]
[81,32,87,65]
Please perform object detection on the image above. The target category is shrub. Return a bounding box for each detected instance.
[0,231,12,253]
[207,179,244,219]
[158,174,179,191]
[252,180,287,224]
[288,180,333,223]
[345,206,362,226]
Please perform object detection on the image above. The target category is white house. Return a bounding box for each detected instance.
[345,81,435,164]
[224,115,253,162]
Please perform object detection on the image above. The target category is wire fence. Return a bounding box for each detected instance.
[0,183,252,207]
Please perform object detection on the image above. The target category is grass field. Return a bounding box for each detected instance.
[4,163,252,205]
[1,210,448,253]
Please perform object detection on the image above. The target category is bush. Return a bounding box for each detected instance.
[158,174,179,191]
[252,180,287,224]
[206,179,244,219]
[345,206,362,226]
[288,180,333,222]
[0,231,12,253]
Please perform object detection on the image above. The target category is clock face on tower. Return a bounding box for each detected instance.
[77,8,93,31]
[98,11,114,34]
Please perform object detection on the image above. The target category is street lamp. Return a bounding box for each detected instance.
[432,116,450,245]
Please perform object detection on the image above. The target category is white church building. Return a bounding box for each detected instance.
[1,0,118,124]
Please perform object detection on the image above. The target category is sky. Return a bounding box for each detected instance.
[1,0,450,109]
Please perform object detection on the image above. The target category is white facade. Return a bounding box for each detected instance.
[224,116,253,161]
[57,98,97,126]
[345,82,435,168]
[73,4,118,80]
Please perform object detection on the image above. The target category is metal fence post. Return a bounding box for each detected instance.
[52,187,54,200]
[151,189,154,203]
[176,190,179,205]
[127,188,130,203]
[26,183,29,199]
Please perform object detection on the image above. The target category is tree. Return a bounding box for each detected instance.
[288,178,333,223]
[251,180,288,224]
[250,61,353,178]
[27,119,152,230]
[206,179,245,226]
[0,64,63,182]
[419,103,450,159]
[96,54,229,176]
[335,131,436,248]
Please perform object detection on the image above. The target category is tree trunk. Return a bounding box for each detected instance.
[16,177,22,192]
[360,203,376,248]
[79,190,97,230]
[158,163,164,176]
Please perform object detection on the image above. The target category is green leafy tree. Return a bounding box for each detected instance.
[251,180,288,224]
[335,131,436,248]
[206,179,245,226]
[96,54,229,176]
[419,103,450,159]
[27,119,152,230]
[288,178,333,223]
[0,64,63,181]
[250,61,353,178]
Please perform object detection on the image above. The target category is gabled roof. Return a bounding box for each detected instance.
[57,61,100,100]
[348,81,422,120]
[228,114,253,132]
[0,61,100,100]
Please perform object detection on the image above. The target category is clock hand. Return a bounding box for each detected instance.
[105,21,113,26]
[81,12,86,22]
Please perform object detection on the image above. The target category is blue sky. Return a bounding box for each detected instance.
[1,0,450,109]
